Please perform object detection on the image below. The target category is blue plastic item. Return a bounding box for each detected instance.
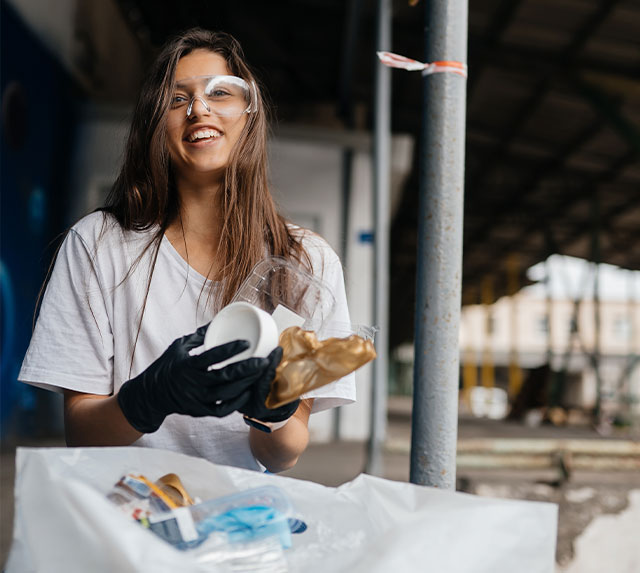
[198,505,292,548]
[148,486,302,551]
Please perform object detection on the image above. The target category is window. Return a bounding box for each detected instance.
[612,315,632,341]
[537,315,549,334]
[486,315,496,335]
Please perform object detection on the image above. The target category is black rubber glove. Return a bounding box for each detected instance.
[117,325,276,433]
[239,347,301,432]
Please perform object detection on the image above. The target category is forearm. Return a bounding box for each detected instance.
[63,390,142,446]
[249,399,313,473]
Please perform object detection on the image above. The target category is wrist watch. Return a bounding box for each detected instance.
[243,415,290,433]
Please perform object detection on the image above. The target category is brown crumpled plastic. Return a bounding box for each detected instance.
[266,326,377,408]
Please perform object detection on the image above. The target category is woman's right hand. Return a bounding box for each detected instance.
[117,324,280,433]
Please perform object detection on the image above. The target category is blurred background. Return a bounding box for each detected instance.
[1,0,639,570]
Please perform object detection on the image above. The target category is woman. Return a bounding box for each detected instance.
[19,29,355,473]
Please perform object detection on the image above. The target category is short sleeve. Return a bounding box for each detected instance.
[18,229,114,394]
[299,235,357,413]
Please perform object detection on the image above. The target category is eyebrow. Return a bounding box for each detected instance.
[174,80,196,88]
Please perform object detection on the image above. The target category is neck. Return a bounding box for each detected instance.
[165,176,225,276]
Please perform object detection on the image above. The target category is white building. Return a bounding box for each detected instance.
[459,257,640,419]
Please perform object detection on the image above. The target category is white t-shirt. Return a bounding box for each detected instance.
[19,212,355,470]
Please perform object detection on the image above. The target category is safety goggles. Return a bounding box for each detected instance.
[169,75,257,120]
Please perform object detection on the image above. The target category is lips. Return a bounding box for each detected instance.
[184,126,223,143]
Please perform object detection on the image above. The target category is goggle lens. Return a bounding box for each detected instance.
[170,75,255,118]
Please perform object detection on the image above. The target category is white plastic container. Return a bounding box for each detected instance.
[232,256,336,335]
[203,302,279,368]
[232,256,378,342]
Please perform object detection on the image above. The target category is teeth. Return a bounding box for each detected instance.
[188,129,221,142]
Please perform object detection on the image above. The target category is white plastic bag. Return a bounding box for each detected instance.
[7,447,558,572]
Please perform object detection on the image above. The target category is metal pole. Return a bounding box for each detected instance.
[365,0,391,476]
[507,254,523,399]
[410,0,468,488]
[546,256,554,365]
[591,190,602,423]
[546,255,562,408]
[334,0,363,442]
[481,275,495,390]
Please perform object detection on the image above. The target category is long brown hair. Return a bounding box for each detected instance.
[104,28,311,309]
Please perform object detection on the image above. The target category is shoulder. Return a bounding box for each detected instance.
[288,224,342,275]
[68,211,122,249]
[69,211,155,256]
[62,212,158,286]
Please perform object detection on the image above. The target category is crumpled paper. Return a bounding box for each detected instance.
[266,327,377,408]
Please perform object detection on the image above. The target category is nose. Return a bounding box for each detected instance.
[186,95,211,118]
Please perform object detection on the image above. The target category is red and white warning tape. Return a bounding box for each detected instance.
[377,51,468,78]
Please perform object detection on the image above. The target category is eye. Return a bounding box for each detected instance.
[209,89,231,98]
[171,94,188,107]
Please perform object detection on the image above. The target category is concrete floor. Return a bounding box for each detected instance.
[2,410,639,570]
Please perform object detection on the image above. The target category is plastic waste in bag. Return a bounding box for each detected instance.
[105,473,299,571]
[7,447,559,573]
[146,485,296,551]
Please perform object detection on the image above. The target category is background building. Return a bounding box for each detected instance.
[459,256,640,425]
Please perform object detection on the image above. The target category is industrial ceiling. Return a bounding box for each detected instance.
[113,0,639,346]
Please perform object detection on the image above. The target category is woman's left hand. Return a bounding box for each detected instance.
[239,346,301,432]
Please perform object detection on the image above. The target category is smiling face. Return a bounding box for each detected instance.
[166,49,249,186]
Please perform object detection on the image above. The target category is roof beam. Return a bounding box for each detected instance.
[465,119,604,239]
[570,74,640,155]
[467,0,525,99]
[463,150,638,285]
[466,0,621,209]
